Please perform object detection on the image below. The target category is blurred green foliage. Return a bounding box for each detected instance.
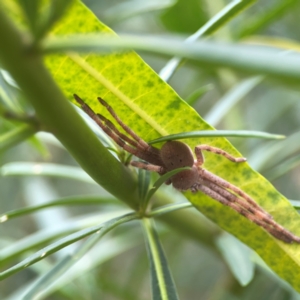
[1,0,300,299]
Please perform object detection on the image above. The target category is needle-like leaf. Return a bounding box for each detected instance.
[142,218,179,300]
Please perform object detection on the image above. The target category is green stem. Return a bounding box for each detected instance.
[0,124,37,152]
[0,10,139,210]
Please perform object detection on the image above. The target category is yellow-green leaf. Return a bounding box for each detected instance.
[42,0,300,291]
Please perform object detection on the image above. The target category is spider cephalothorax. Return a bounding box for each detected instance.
[74,94,300,244]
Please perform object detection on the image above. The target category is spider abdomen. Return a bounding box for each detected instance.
[172,166,199,190]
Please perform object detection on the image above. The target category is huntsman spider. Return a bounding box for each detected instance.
[74,94,300,244]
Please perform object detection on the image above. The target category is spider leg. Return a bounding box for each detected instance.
[97,113,139,148]
[195,148,204,167]
[131,161,164,174]
[196,183,299,243]
[97,97,163,165]
[195,145,246,166]
[201,179,270,217]
[198,167,269,216]
[74,94,140,156]
[74,94,163,165]
[98,97,150,151]
[201,178,300,242]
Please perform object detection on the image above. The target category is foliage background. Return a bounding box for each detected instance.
[1,0,300,299]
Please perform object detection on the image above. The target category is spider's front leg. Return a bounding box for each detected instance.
[195,144,246,168]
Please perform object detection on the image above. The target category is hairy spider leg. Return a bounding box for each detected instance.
[201,178,269,217]
[75,94,136,147]
[98,97,150,151]
[195,145,246,164]
[131,160,164,173]
[196,183,298,243]
[74,94,163,165]
[195,145,269,216]
[199,168,270,217]
[97,113,139,148]
[97,97,164,165]
[200,178,300,243]
[74,94,143,157]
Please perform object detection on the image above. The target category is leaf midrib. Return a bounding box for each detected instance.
[69,53,169,136]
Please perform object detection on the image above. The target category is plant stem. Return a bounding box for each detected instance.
[0,10,139,210]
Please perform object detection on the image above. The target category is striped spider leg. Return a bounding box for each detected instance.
[74,94,300,243]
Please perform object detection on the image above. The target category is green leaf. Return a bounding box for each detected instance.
[138,167,151,203]
[13,0,300,291]
[290,200,300,210]
[0,211,138,280]
[205,76,264,126]
[43,34,300,85]
[148,202,193,218]
[17,0,39,33]
[0,195,120,222]
[185,84,213,106]
[35,0,73,40]
[160,0,207,34]
[237,0,298,39]
[249,130,300,171]
[0,211,120,266]
[216,233,254,286]
[142,218,179,300]
[263,153,300,181]
[0,211,136,282]
[24,231,143,299]
[17,0,73,41]
[22,213,138,300]
[0,124,37,152]
[0,162,95,183]
[160,0,257,81]
[148,130,284,144]
[106,0,175,25]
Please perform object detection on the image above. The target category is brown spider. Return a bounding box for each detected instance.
[74,94,300,244]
